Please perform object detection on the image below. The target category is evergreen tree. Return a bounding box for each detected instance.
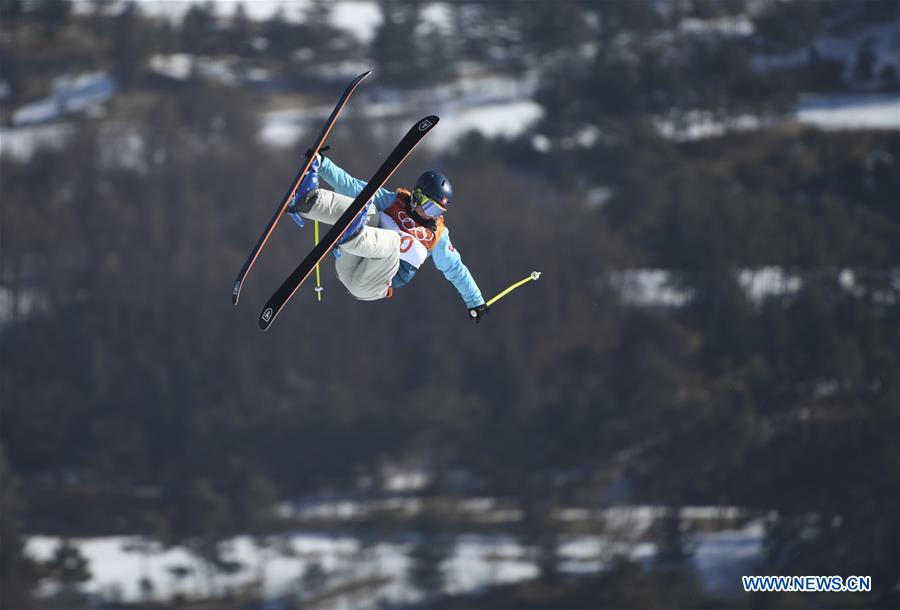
[263,7,297,58]
[109,0,149,90]
[227,3,255,56]
[31,0,71,36]
[370,0,421,86]
[45,540,92,605]
[408,510,453,601]
[754,0,823,55]
[853,38,877,83]
[180,1,218,55]
[653,507,692,571]
[0,448,41,609]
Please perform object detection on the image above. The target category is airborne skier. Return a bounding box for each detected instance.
[285,153,490,323]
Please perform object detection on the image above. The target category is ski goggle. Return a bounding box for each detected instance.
[413,189,447,218]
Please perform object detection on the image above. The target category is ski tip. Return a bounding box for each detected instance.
[419,115,439,129]
[352,70,372,84]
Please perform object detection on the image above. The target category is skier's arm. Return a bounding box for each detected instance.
[319,156,396,211]
[431,231,485,308]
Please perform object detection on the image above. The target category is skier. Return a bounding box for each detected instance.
[285,153,490,323]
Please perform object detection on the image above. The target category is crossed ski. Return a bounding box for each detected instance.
[258,115,439,331]
[232,70,371,305]
[232,71,439,330]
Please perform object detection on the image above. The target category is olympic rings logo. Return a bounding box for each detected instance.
[395,209,433,242]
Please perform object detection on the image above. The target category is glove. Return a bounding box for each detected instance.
[468,304,490,323]
[304,145,330,162]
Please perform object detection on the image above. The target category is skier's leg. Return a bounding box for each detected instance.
[295,189,376,227]
[334,252,364,292]
[337,223,400,259]
[335,251,400,301]
[297,187,401,300]
[333,227,401,300]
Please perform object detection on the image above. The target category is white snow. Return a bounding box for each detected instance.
[27,536,204,602]
[259,71,543,150]
[654,110,765,141]
[125,0,387,44]
[331,1,383,43]
[678,16,755,37]
[424,100,543,149]
[417,3,455,38]
[795,93,900,130]
[689,521,764,598]
[383,469,429,493]
[653,94,898,142]
[11,98,62,125]
[25,507,764,604]
[609,267,840,308]
[11,72,116,126]
[0,124,76,160]
[610,270,693,308]
[738,268,803,302]
[0,286,46,327]
[531,133,551,153]
[444,535,538,595]
[585,187,614,210]
[148,54,273,86]
[753,21,900,83]
[147,53,194,81]
[121,0,301,23]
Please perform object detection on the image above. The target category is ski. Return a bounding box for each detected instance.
[259,115,439,331]
[232,70,371,305]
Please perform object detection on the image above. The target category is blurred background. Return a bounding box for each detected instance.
[1,1,898,609]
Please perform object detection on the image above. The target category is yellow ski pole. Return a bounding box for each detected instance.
[314,220,323,301]
[485,271,541,308]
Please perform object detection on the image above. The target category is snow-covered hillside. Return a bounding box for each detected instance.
[26,515,762,605]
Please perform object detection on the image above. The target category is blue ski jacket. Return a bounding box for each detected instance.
[319,156,485,308]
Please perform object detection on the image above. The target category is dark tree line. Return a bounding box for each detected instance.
[1,1,898,608]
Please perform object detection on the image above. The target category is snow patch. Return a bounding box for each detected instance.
[689,521,764,598]
[127,0,387,44]
[586,187,614,210]
[738,268,803,302]
[12,72,116,126]
[654,110,764,141]
[678,16,755,37]
[610,270,693,308]
[0,124,75,159]
[330,1,383,43]
[795,93,900,130]
[25,512,764,604]
[259,72,543,150]
[531,134,551,153]
[425,100,543,149]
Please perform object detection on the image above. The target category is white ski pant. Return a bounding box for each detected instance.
[297,189,400,301]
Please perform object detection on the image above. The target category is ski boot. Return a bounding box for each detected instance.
[286,155,321,228]
[333,200,374,258]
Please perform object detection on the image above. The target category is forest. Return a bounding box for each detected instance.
[1,1,898,609]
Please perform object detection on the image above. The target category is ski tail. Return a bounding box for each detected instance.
[258,115,440,331]
[232,70,371,305]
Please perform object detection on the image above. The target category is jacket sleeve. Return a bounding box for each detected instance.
[431,229,485,308]
[318,156,396,211]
